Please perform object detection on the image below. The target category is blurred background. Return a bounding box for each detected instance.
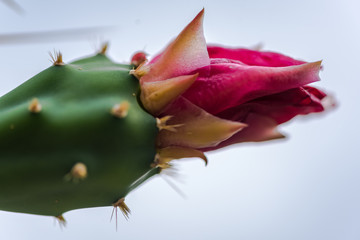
[0,0,358,239]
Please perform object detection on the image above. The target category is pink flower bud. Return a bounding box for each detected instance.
[133,9,334,153]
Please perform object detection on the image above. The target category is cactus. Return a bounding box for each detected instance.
[0,9,333,222]
[0,50,159,218]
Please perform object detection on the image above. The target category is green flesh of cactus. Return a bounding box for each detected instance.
[0,54,159,217]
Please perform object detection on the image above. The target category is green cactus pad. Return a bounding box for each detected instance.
[0,54,158,217]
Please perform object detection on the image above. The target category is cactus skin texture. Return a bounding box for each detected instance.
[0,53,159,217]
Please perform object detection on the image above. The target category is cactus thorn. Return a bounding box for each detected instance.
[111,101,130,118]
[99,42,109,55]
[160,173,187,199]
[55,215,66,229]
[49,51,64,66]
[64,162,87,182]
[28,98,42,113]
[111,198,130,230]
[112,198,131,220]
[156,116,183,132]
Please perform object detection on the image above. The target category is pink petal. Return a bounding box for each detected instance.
[156,97,247,149]
[217,87,326,125]
[207,45,306,67]
[203,86,328,151]
[203,113,285,151]
[303,85,327,99]
[140,9,210,84]
[182,61,322,115]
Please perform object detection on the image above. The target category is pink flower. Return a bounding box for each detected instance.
[131,9,332,163]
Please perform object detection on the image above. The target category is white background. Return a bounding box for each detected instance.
[0,0,358,239]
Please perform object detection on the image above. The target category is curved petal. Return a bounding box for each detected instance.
[207,45,306,67]
[153,147,208,169]
[156,97,247,149]
[217,87,327,125]
[139,9,210,84]
[182,61,322,114]
[203,113,285,151]
[303,86,327,99]
[204,87,328,151]
[140,73,198,115]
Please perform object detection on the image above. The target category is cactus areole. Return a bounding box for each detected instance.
[0,9,333,219]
